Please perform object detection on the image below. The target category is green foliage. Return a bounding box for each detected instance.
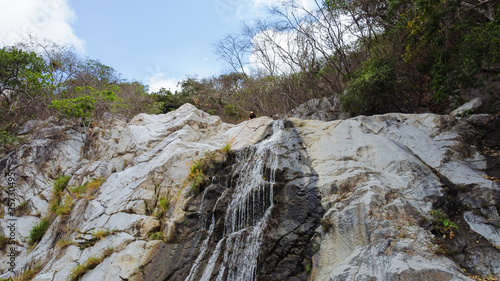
[91,228,112,240]
[221,142,232,154]
[55,195,73,216]
[431,209,458,239]
[0,234,9,249]
[0,47,52,154]
[57,239,77,248]
[68,248,113,281]
[86,177,103,193]
[0,125,20,154]
[185,149,230,197]
[0,47,51,102]
[70,185,88,197]
[28,218,50,246]
[151,87,194,113]
[342,55,397,115]
[14,263,43,281]
[148,231,164,241]
[304,258,312,274]
[386,0,500,110]
[53,175,71,194]
[50,86,126,126]
[50,175,71,214]
[223,104,238,116]
[50,95,95,124]
[155,194,171,218]
[69,178,103,200]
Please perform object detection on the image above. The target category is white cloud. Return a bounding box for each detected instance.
[146,73,181,93]
[248,0,316,11]
[0,0,85,52]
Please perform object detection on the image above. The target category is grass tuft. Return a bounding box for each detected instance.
[28,218,50,246]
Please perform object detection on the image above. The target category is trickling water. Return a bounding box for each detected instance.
[189,119,285,281]
[185,215,216,281]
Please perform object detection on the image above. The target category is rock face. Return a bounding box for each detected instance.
[1,104,499,281]
[285,96,345,121]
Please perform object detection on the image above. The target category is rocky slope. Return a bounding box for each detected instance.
[1,104,499,281]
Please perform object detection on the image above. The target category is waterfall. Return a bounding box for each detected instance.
[188,119,285,281]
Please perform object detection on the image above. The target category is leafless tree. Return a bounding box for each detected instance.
[213,34,252,75]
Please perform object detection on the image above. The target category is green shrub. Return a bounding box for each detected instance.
[55,195,73,216]
[70,185,88,197]
[342,55,397,115]
[70,178,103,200]
[0,126,19,154]
[155,194,171,218]
[50,175,72,215]
[28,218,50,246]
[53,175,71,195]
[184,147,233,198]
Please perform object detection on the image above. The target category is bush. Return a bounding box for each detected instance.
[53,175,71,195]
[28,218,50,246]
[342,55,397,115]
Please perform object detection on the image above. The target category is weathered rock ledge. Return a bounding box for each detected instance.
[0,104,499,281]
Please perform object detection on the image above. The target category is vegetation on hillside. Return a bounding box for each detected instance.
[1,0,499,156]
[152,0,499,121]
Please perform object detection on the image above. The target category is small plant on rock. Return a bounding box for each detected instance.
[184,146,233,197]
[0,234,9,250]
[68,247,113,281]
[57,239,77,248]
[50,175,71,214]
[148,231,164,241]
[91,228,112,240]
[155,194,171,218]
[55,195,74,216]
[431,209,458,239]
[14,263,42,281]
[28,218,50,246]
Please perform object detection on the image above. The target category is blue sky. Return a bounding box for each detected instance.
[0,0,278,91]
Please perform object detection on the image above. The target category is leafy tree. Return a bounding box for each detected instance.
[151,87,194,113]
[342,55,397,115]
[0,47,52,115]
[50,86,126,126]
[0,47,53,156]
[118,81,162,117]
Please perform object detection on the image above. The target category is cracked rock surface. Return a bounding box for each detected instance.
[1,105,499,281]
